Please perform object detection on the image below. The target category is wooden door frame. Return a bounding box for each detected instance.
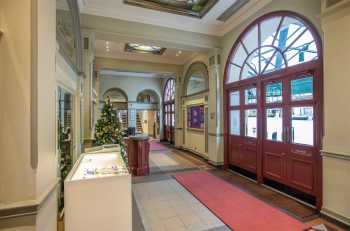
[223,11,324,209]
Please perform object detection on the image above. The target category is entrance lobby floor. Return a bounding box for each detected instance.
[132,147,345,231]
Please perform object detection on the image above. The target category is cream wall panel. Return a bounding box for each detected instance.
[0,0,35,204]
[321,4,350,223]
[322,12,350,155]
[323,156,350,224]
[182,97,207,158]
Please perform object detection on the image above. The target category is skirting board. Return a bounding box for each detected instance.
[321,208,350,230]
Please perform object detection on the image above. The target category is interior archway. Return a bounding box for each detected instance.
[223,11,323,208]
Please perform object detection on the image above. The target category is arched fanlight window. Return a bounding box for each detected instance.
[226,13,320,83]
[164,79,175,102]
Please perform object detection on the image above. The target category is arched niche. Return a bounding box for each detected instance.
[183,62,209,96]
[103,88,128,103]
[136,89,160,104]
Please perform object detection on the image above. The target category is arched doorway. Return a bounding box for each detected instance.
[163,78,175,144]
[136,89,160,137]
[224,11,323,208]
[103,88,128,131]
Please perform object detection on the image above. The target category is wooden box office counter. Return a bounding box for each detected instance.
[125,135,150,176]
[64,148,131,231]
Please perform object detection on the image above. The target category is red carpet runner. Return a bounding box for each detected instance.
[174,171,309,231]
[149,140,169,151]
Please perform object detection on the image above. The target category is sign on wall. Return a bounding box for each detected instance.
[187,105,204,130]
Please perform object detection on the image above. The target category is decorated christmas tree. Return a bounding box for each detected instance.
[94,97,123,146]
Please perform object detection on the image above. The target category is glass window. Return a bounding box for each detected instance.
[291,76,313,101]
[266,82,282,103]
[164,79,175,102]
[187,73,206,95]
[245,109,257,138]
[230,110,240,136]
[266,108,283,142]
[245,88,257,104]
[226,14,319,84]
[291,107,314,146]
[230,91,240,106]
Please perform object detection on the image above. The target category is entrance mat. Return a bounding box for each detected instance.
[174,171,310,231]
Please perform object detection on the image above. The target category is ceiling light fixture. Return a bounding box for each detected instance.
[125,43,166,55]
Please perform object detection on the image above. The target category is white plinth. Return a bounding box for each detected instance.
[64,150,131,231]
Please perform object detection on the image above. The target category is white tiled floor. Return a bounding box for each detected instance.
[133,178,229,231]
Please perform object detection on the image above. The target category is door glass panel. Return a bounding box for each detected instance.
[230,110,240,135]
[266,108,283,142]
[245,88,257,104]
[245,109,257,138]
[291,76,313,101]
[230,91,240,106]
[291,107,314,146]
[266,82,282,103]
[172,113,175,126]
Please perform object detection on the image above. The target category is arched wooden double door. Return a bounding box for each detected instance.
[224,12,323,208]
[164,79,175,144]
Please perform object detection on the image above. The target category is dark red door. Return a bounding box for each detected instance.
[228,85,258,174]
[164,103,174,144]
[262,73,319,195]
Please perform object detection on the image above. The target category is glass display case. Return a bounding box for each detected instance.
[64,149,131,231]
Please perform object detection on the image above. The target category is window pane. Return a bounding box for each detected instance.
[245,109,257,138]
[241,50,259,79]
[230,110,240,135]
[245,88,257,104]
[291,107,314,146]
[261,16,283,46]
[227,64,240,83]
[266,82,282,103]
[230,91,240,106]
[242,25,259,53]
[291,76,313,101]
[266,108,283,141]
[232,43,247,66]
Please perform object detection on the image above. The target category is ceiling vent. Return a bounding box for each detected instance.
[217,0,249,22]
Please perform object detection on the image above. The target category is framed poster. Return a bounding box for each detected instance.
[187,104,204,130]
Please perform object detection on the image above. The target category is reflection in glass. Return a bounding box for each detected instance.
[245,88,257,104]
[266,82,282,103]
[291,76,313,101]
[227,15,319,84]
[186,73,206,95]
[266,108,283,141]
[291,107,314,146]
[230,110,240,136]
[245,109,257,138]
[230,91,240,106]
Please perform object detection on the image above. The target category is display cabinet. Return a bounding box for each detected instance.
[64,150,131,231]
